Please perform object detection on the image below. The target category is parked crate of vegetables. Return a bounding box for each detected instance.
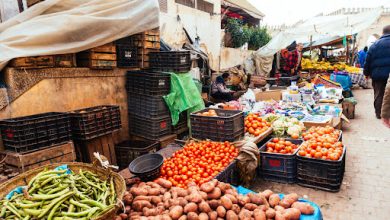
[0,112,71,153]
[0,162,125,220]
[190,108,244,142]
[259,138,303,183]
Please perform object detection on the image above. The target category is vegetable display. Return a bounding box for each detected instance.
[264,115,305,139]
[244,113,271,137]
[298,126,344,160]
[115,179,315,220]
[0,168,116,220]
[265,138,300,155]
[160,141,238,188]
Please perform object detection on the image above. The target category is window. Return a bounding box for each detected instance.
[196,0,214,14]
[175,0,195,8]
[158,0,168,13]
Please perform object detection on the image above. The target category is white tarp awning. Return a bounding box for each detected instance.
[256,8,383,57]
[0,0,160,71]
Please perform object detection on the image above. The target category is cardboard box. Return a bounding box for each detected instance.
[254,89,282,101]
[303,117,333,128]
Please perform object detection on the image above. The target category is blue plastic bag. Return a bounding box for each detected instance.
[234,186,323,220]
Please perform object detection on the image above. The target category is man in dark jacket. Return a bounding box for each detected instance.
[364,25,390,119]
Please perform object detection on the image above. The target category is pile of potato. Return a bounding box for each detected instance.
[114,178,314,220]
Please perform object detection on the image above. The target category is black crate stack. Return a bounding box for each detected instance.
[126,71,172,140]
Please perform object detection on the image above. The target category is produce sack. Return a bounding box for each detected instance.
[163,72,205,126]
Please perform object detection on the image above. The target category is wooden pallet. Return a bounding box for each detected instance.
[9,54,77,69]
[74,133,117,165]
[77,43,117,69]
[3,141,76,173]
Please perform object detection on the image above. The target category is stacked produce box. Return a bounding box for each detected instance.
[126,70,172,140]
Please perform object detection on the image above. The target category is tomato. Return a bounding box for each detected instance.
[298,150,306,156]
[273,138,279,143]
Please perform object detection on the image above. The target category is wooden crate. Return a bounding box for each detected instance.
[77,43,117,69]
[74,133,117,165]
[54,54,77,67]
[9,54,77,69]
[3,141,76,173]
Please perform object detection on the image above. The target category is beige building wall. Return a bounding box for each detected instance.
[356,14,390,49]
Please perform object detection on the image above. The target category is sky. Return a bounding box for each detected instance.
[248,0,390,26]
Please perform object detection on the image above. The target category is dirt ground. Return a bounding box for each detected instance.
[250,88,390,220]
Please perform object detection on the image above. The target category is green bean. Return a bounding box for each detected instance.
[79,170,103,191]
[4,202,21,218]
[61,206,99,217]
[47,193,73,220]
[0,206,6,217]
[53,217,88,220]
[37,191,74,218]
[23,209,42,216]
[69,199,90,210]
[22,215,30,220]
[31,188,70,200]
[17,201,42,209]
[28,170,66,187]
[67,204,75,213]
[79,199,106,209]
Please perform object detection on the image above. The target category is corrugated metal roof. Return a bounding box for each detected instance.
[222,0,265,18]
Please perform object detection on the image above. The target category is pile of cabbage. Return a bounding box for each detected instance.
[264,114,305,137]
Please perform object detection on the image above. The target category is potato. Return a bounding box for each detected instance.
[243,203,257,211]
[268,194,280,208]
[163,192,172,201]
[257,205,267,212]
[225,194,238,204]
[207,187,222,200]
[285,193,298,201]
[134,195,152,202]
[283,208,301,220]
[123,194,133,205]
[199,213,209,220]
[125,205,131,213]
[209,211,218,220]
[156,178,173,189]
[208,200,220,210]
[114,216,122,220]
[151,196,162,204]
[265,208,276,219]
[143,206,164,217]
[175,188,189,197]
[178,216,187,220]
[200,191,208,200]
[274,206,285,212]
[187,192,203,203]
[220,196,233,210]
[132,200,153,211]
[200,180,217,193]
[169,206,184,220]
[279,198,295,209]
[231,204,241,214]
[217,181,231,193]
[147,182,161,188]
[199,201,212,213]
[237,195,250,206]
[253,209,266,220]
[216,206,226,218]
[291,202,314,215]
[275,211,286,220]
[119,213,128,220]
[184,202,198,213]
[238,209,252,220]
[261,190,273,199]
[226,210,239,220]
[225,189,238,197]
[248,193,265,205]
[131,187,149,196]
[187,212,199,220]
[148,188,161,196]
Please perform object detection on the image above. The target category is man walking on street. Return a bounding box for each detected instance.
[364,25,390,119]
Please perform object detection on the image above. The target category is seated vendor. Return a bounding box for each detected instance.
[211,73,234,102]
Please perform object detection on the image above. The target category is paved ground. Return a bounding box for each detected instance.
[251,88,390,220]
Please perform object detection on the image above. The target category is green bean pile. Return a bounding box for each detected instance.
[0,168,117,220]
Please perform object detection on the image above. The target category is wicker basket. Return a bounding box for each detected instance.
[0,162,126,220]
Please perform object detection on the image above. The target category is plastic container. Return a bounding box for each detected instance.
[0,112,71,153]
[259,138,303,183]
[190,108,244,142]
[126,71,171,96]
[128,153,164,182]
[297,146,346,192]
[215,160,240,186]
[116,44,138,68]
[128,115,172,140]
[127,92,170,119]
[70,105,121,140]
[115,140,159,169]
[149,51,191,73]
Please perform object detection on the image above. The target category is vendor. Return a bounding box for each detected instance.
[211,73,234,102]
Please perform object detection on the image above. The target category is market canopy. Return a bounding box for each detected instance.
[256,8,383,57]
[0,0,160,71]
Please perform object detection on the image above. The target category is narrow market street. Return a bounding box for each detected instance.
[252,88,390,220]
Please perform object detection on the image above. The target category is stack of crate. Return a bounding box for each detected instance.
[126,71,172,141]
[76,43,117,69]
[132,29,160,69]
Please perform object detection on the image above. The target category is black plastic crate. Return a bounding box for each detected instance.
[129,114,172,140]
[190,108,244,142]
[115,140,159,169]
[70,105,121,140]
[215,160,240,186]
[0,112,71,153]
[297,147,346,192]
[126,71,171,96]
[127,92,170,119]
[116,44,138,68]
[258,138,303,183]
[149,51,191,73]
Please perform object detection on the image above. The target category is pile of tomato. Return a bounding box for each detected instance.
[160,141,238,188]
[245,113,271,136]
[298,126,344,161]
[265,138,299,154]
